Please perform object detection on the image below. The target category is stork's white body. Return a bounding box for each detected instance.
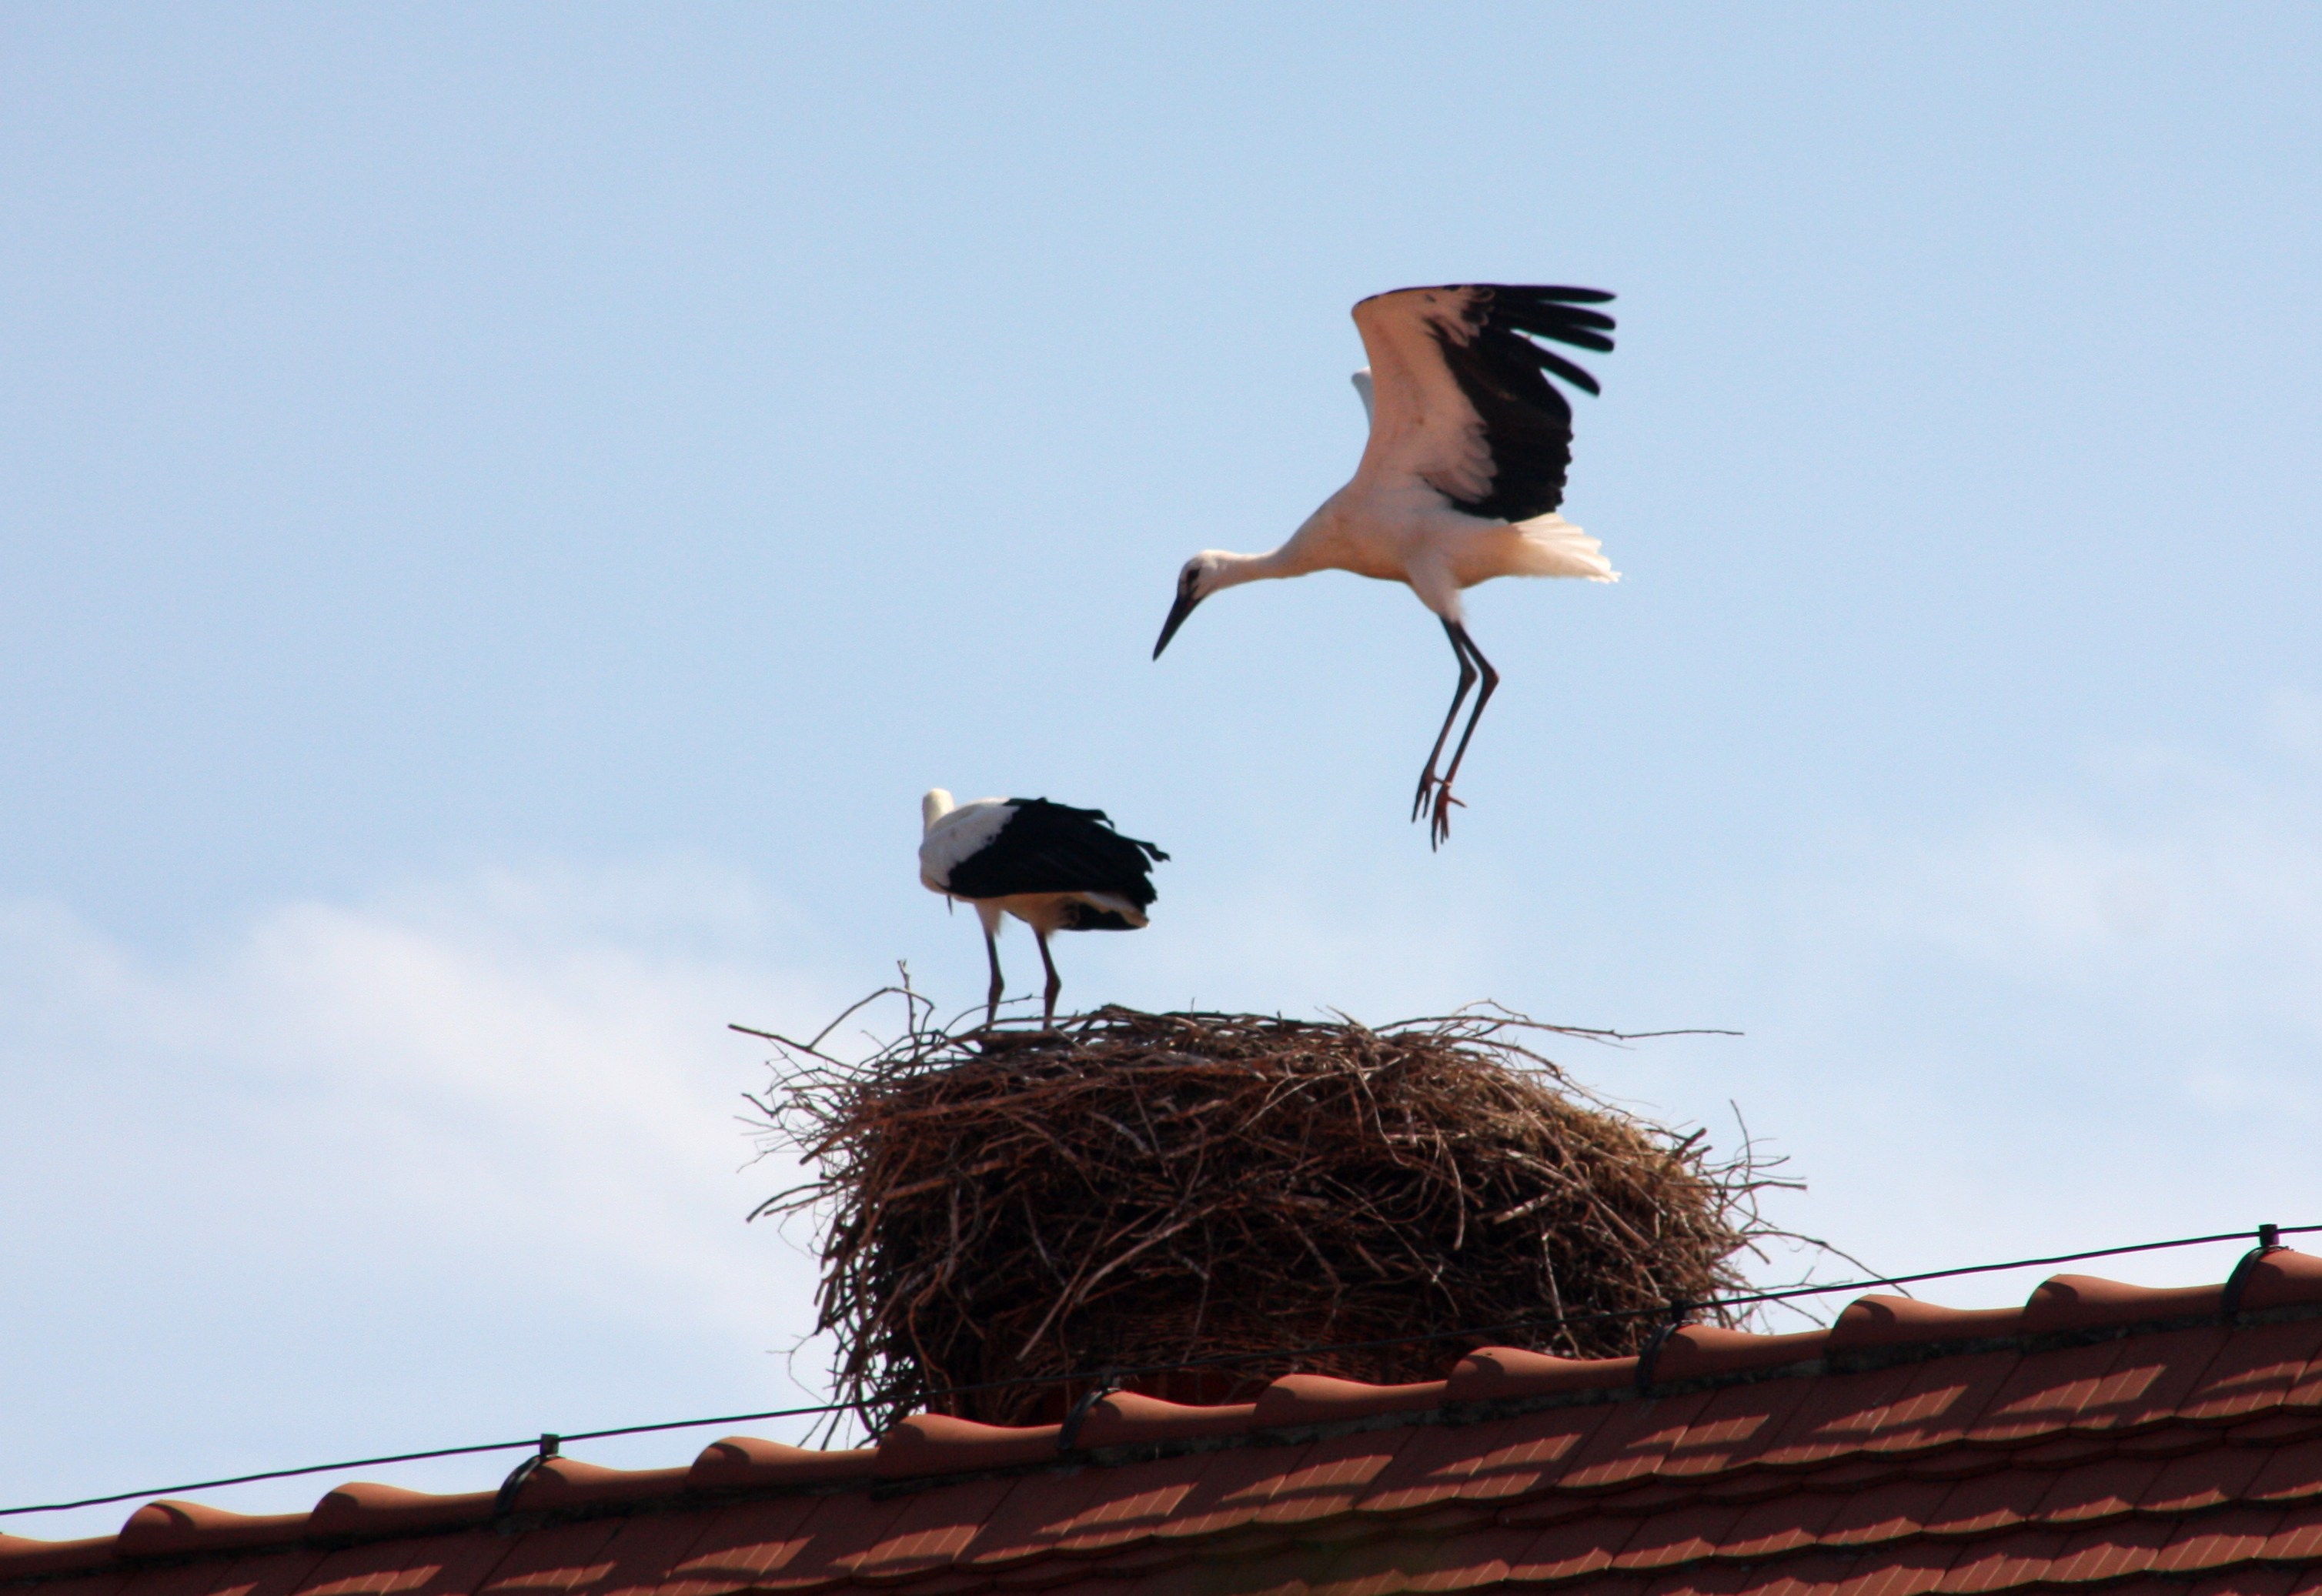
[920,791,1150,937]
[1153,283,1620,845]
[919,789,1168,1026]
[1229,493,1613,623]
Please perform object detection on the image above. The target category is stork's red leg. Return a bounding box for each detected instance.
[1414,618,1479,825]
[1034,929,1062,1028]
[1428,622,1499,848]
[982,923,1005,1028]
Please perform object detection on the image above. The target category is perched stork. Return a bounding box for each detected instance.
[919,790,1169,1027]
[1152,283,1617,846]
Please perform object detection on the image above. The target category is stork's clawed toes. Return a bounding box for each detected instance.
[1414,767,1465,847]
[1412,771,1441,824]
[1425,786,1466,849]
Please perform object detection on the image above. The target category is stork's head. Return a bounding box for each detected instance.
[920,788,956,834]
[1153,553,1233,659]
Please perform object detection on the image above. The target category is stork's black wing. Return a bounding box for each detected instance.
[1351,283,1615,523]
[944,799,1168,909]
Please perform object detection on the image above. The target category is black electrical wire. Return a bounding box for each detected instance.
[5,1219,2313,1523]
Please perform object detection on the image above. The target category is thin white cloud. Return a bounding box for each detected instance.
[1852,753,2322,1039]
[1719,714,2322,1300]
[0,863,849,1539]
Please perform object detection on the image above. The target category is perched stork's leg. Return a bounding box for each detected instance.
[1413,618,1481,825]
[1034,929,1062,1028]
[981,923,1005,1028]
[1428,623,1499,848]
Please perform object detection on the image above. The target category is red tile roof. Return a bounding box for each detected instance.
[12,1250,2322,1596]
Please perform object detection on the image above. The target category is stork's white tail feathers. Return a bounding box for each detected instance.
[1077,892,1148,927]
[1511,513,1619,583]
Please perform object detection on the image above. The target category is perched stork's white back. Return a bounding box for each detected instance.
[919,789,1169,1027]
[1152,284,1617,846]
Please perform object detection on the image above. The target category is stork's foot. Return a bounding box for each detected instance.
[1413,768,1464,846]
[1413,768,1448,824]
[1424,783,1465,849]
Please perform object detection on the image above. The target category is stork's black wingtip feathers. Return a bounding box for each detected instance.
[1408,281,1620,523]
[1487,284,1615,308]
[1533,348,1602,396]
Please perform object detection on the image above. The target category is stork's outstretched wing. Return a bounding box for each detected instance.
[1349,284,1614,523]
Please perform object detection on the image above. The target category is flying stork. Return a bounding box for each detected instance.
[1151,283,1618,846]
[919,790,1169,1027]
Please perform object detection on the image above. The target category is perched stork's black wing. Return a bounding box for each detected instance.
[943,800,1168,909]
[1351,284,1615,523]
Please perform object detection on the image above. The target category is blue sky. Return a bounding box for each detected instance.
[5,2,2320,1539]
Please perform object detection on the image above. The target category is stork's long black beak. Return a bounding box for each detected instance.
[1152,584,1204,659]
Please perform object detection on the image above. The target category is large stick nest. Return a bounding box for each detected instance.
[748,998,1801,1434]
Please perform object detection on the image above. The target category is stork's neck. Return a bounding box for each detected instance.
[1209,533,1328,589]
